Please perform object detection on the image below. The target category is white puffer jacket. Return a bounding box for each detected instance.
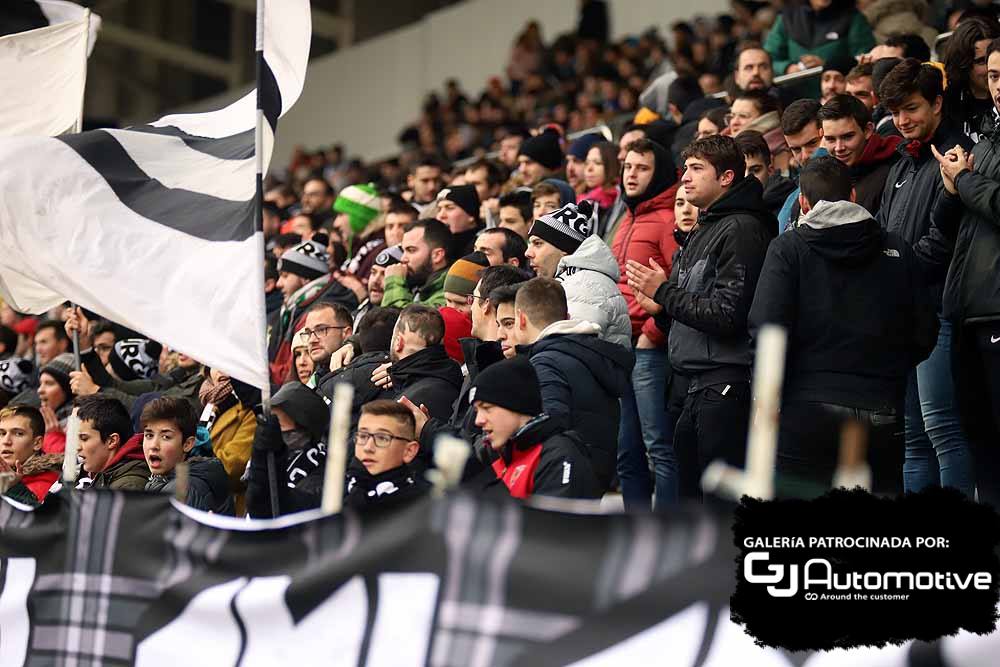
[555,236,633,350]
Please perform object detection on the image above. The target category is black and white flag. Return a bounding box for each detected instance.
[0,0,102,136]
[0,0,310,388]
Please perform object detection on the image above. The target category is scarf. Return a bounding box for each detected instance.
[199,377,234,408]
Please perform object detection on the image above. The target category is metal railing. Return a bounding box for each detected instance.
[710,64,823,99]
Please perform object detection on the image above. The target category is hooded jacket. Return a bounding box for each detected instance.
[487,414,602,500]
[387,344,464,423]
[555,236,633,349]
[654,176,776,385]
[849,132,901,217]
[3,452,62,506]
[939,115,1000,324]
[146,456,235,515]
[90,432,149,491]
[612,138,680,346]
[750,200,938,408]
[317,349,390,427]
[876,120,974,306]
[526,320,634,490]
[381,267,448,309]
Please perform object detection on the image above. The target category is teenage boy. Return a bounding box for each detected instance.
[77,395,148,490]
[0,405,60,506]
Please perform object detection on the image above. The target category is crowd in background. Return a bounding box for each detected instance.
[3,0,1000,517]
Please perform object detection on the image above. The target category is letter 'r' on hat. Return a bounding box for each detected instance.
[527,201,595,254]
[278,240,329,281]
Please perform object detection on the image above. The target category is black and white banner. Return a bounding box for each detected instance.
[0,0,309,388]
[0,491,995,666]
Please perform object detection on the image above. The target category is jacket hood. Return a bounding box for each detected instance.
[796,201,884,264]
[762,173,796,211]
[530,330,634,396]
[537,319,602,339]
[700,175,777,238]
[390,344,463,391]
[622,138,678,212]
[102,432,146,472]
[459,338,503,378]
[557,235,621,282]
[507,413,566,454]
[271,381,330,441]
[855,132,901,169]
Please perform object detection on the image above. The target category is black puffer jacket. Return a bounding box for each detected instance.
[654,176,776,385]
[876,121,974,297]
[146,457,235,515]
[526,321,634,491]
[386,345,463,422]
[940,115,1000,325]
[750,200,938,410]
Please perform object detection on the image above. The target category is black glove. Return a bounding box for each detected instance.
[252,413,283,453]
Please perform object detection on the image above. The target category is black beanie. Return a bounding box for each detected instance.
[109,339,163,381]
[437,184,481,219]
[518,128,564,170]
[469,356,542,416]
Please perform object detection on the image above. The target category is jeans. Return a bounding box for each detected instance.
[903,317,975,497]
[616,347,678,510]
[674,381,752,503]
[777,401,903,498]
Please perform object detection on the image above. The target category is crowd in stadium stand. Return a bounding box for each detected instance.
[3,0,1000,516]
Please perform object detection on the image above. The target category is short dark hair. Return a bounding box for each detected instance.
[76,395,133,443]
[845,62,873,83]
[303,177,332,196]
[386,195,419,219]
[140,396,197,442]
[358,307,400,353]
[681,135,746,184]
[478,265,533,310]
[733,88,780,116]
[487,282,524,309]
[878,58,943,111]
[498,189,533,224]
[989,37,1000,61]
[312,301,353,328]
[481,228,528,266]
[0,326,17,355]
[701,106,730,131]
[404,219,452,257]
[818,94,872,130]
[466,159,508,188]
[399,304,445,347]
[799,155,854,207]
[780,99,822,135]
[531,181,561,201]
[360,399,415,437]
[292,212,323,232]
[0,405,44,440]
[735,130,771,166]
[885,33,930,62]
[514,277,568,329]
[36,319,68,342]
[273,232,303,250]
[411,154,444,174]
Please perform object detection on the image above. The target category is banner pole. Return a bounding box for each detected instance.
[254,0,279,518]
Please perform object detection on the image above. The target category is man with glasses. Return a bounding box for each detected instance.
[299,302,353,386]
[344,400,430,514]
[441,252,490,318]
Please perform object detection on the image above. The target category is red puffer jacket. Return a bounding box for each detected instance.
[611,182,680,345]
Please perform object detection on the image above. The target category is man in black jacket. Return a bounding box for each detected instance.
[876,58,977,498]
[932,37,1000,506]
[749,156,938,497]
[498,277,633,492]
[627,135,775,501]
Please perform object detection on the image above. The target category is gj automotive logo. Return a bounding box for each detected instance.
[743,551,993,601]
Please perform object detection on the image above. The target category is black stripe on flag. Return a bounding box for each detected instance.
[58,130,255,242]
[260,60,282,132]
[129,126,255,161]
[1,0,49,37]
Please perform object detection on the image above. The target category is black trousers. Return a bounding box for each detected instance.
[953,320,1000,506]
[776,401,903,498]
[673,381,752,501]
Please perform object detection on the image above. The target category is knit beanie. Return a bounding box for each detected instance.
[438,306,472,364]
[0,357,35,395]
[278,240,329,281]
[109,339,162,381]
[333,183,381,235]
[40,353,75,399]
[568,132,603,161]
[437,184,481,219]
[518,128,564,170]
[469,356,542,416]
[374,244,404,267]
[543,178,577,207]
[443,251,489,296]
[528,201,596,254]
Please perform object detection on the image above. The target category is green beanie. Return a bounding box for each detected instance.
[333,183,381,235]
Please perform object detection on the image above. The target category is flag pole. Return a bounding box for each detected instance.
[254,0,279,518]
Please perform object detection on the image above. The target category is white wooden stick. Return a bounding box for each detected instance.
[62,407,81,484]
[743,325,787,500]
[321,383,354,514]
[426,434,471,496]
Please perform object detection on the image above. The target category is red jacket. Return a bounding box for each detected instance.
[611,182,680,346]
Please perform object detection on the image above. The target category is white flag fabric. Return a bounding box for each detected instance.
[0,0,311,389]
[0,1,101,137]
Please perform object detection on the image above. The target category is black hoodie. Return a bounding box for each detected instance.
[749,200,938,409]
[146,457,235,515]
[526,321,635,490]
[387,344,464,423]
[653,176,776,385]
[621,138,677,213]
